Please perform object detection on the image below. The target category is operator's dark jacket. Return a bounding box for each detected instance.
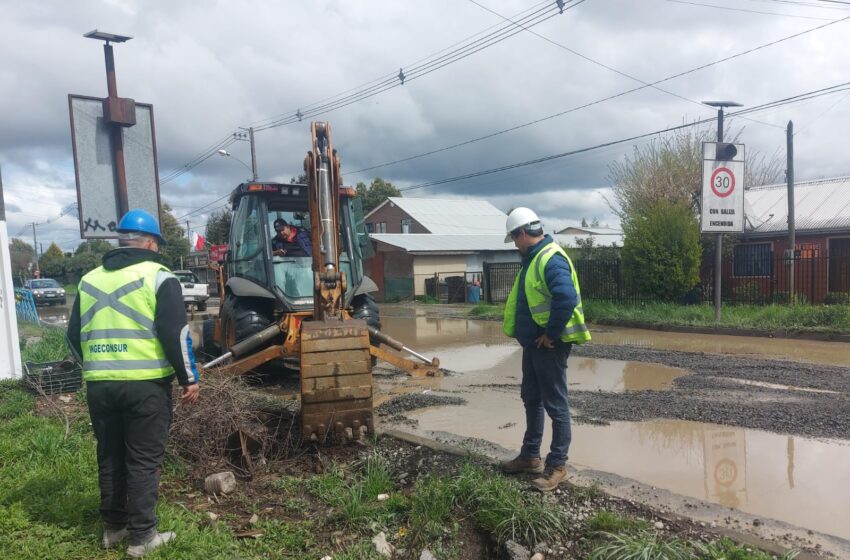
[515,235,578,348]
[272,227,312,256]
[67,248,196,386]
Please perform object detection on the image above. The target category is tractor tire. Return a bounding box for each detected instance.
[351,293,381,366]
[351,293,381,331]
[222,295,273,343]
[202,318,219,359]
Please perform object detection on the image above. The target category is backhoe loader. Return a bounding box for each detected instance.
[201,122,439,443]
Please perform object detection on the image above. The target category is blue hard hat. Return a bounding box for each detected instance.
[117,209,166,244]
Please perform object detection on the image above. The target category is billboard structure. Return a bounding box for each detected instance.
[68,31,162,239]
[69,95,161,238]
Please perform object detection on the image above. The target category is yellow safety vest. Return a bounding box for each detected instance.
[503,243,591,344]
[79,260,174,381]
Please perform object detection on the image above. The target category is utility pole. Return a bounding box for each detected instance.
[787,121,795,302]
[31,223,39,274]
[249,127,258,181]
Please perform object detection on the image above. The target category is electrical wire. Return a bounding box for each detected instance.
[397,81,850,192]
[246,0,554,129]
[665,0,834,20]
[158,0,580,187]
[251,1,585,132]
[349,14,850,175]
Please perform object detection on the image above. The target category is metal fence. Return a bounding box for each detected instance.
[482,254,850,305]
[15,289,40,325]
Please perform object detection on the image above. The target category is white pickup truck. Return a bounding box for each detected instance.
[173,270,210,312]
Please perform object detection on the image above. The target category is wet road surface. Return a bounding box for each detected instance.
[375,309,850,543]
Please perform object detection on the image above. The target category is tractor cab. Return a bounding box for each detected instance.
[225,181,373,313]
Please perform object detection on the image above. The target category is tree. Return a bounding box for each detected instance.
[68,239,113,281]
[621,200,702,301]
[39,242,67,280]
[159,203,189,270]
[355,177,401,214]
[9,238,34,282]
[205,209,232,245]
[290,173,307,184]
[608,125,783,223]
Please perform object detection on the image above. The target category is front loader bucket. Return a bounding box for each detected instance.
[300,319,374,443]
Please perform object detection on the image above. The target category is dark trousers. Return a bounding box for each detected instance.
[86,380,172,546]
[520,343,572,467]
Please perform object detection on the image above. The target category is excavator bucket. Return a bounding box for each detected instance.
[299,319,374,443]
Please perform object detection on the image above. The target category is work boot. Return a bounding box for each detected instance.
[102,526,129,549]
[532,464,568,492]
[126,532,176,558]
[501,455,544,474]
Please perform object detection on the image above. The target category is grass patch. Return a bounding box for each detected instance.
[468,302,504,319]
[589,531,695,560]
[63,284,78,295]
[585,510,650,534]
[415,295,440,304]
[584,301,850,333]
[693,537,799,559]
[452,461,568,546]
[20,327,69,364]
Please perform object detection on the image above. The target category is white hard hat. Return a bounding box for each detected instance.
[505,207,541,242]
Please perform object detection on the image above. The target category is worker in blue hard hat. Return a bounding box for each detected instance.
[66,208,199,557]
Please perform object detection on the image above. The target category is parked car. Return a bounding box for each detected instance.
[173,270,209,312]
[24,278,66,306]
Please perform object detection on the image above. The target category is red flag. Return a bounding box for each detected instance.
[190,231,205,252]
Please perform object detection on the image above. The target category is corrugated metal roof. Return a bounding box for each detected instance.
[381,197,507,235]
[371,234,513,252]
[553,233,624,247]
[745,176,850,234]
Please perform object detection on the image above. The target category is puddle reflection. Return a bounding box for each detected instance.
[377,314,850,540]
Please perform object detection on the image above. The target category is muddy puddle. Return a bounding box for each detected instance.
[37,303,70,327]
[377,314,850,541]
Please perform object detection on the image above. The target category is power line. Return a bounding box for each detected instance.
[157,0,580,188]
[751,0,850,10]
[245,0,554,130]
[251,0,586,132]
[398,81,850,192]
[666,0,835,19]
[349,14,850,175]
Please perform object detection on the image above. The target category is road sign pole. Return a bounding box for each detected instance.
[714,108,723,322]
[103,43,130,218]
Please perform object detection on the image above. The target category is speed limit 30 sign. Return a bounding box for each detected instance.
[701,142,745,233]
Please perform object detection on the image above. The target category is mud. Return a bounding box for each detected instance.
[567,344,850,439]
[375,393,467,417]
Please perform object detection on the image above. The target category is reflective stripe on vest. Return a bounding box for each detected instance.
[502,242,591,344]
[79,261,174,381]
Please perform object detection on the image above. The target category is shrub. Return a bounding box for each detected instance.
[622,201,701,302]
[824,292,850,305]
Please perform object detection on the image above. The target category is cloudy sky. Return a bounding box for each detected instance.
[2,0,849,250]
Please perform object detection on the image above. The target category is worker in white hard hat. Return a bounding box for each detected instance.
[500,207,590,492]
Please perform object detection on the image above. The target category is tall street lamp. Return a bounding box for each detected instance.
[702,100,743,321]
[217,149,253,180]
